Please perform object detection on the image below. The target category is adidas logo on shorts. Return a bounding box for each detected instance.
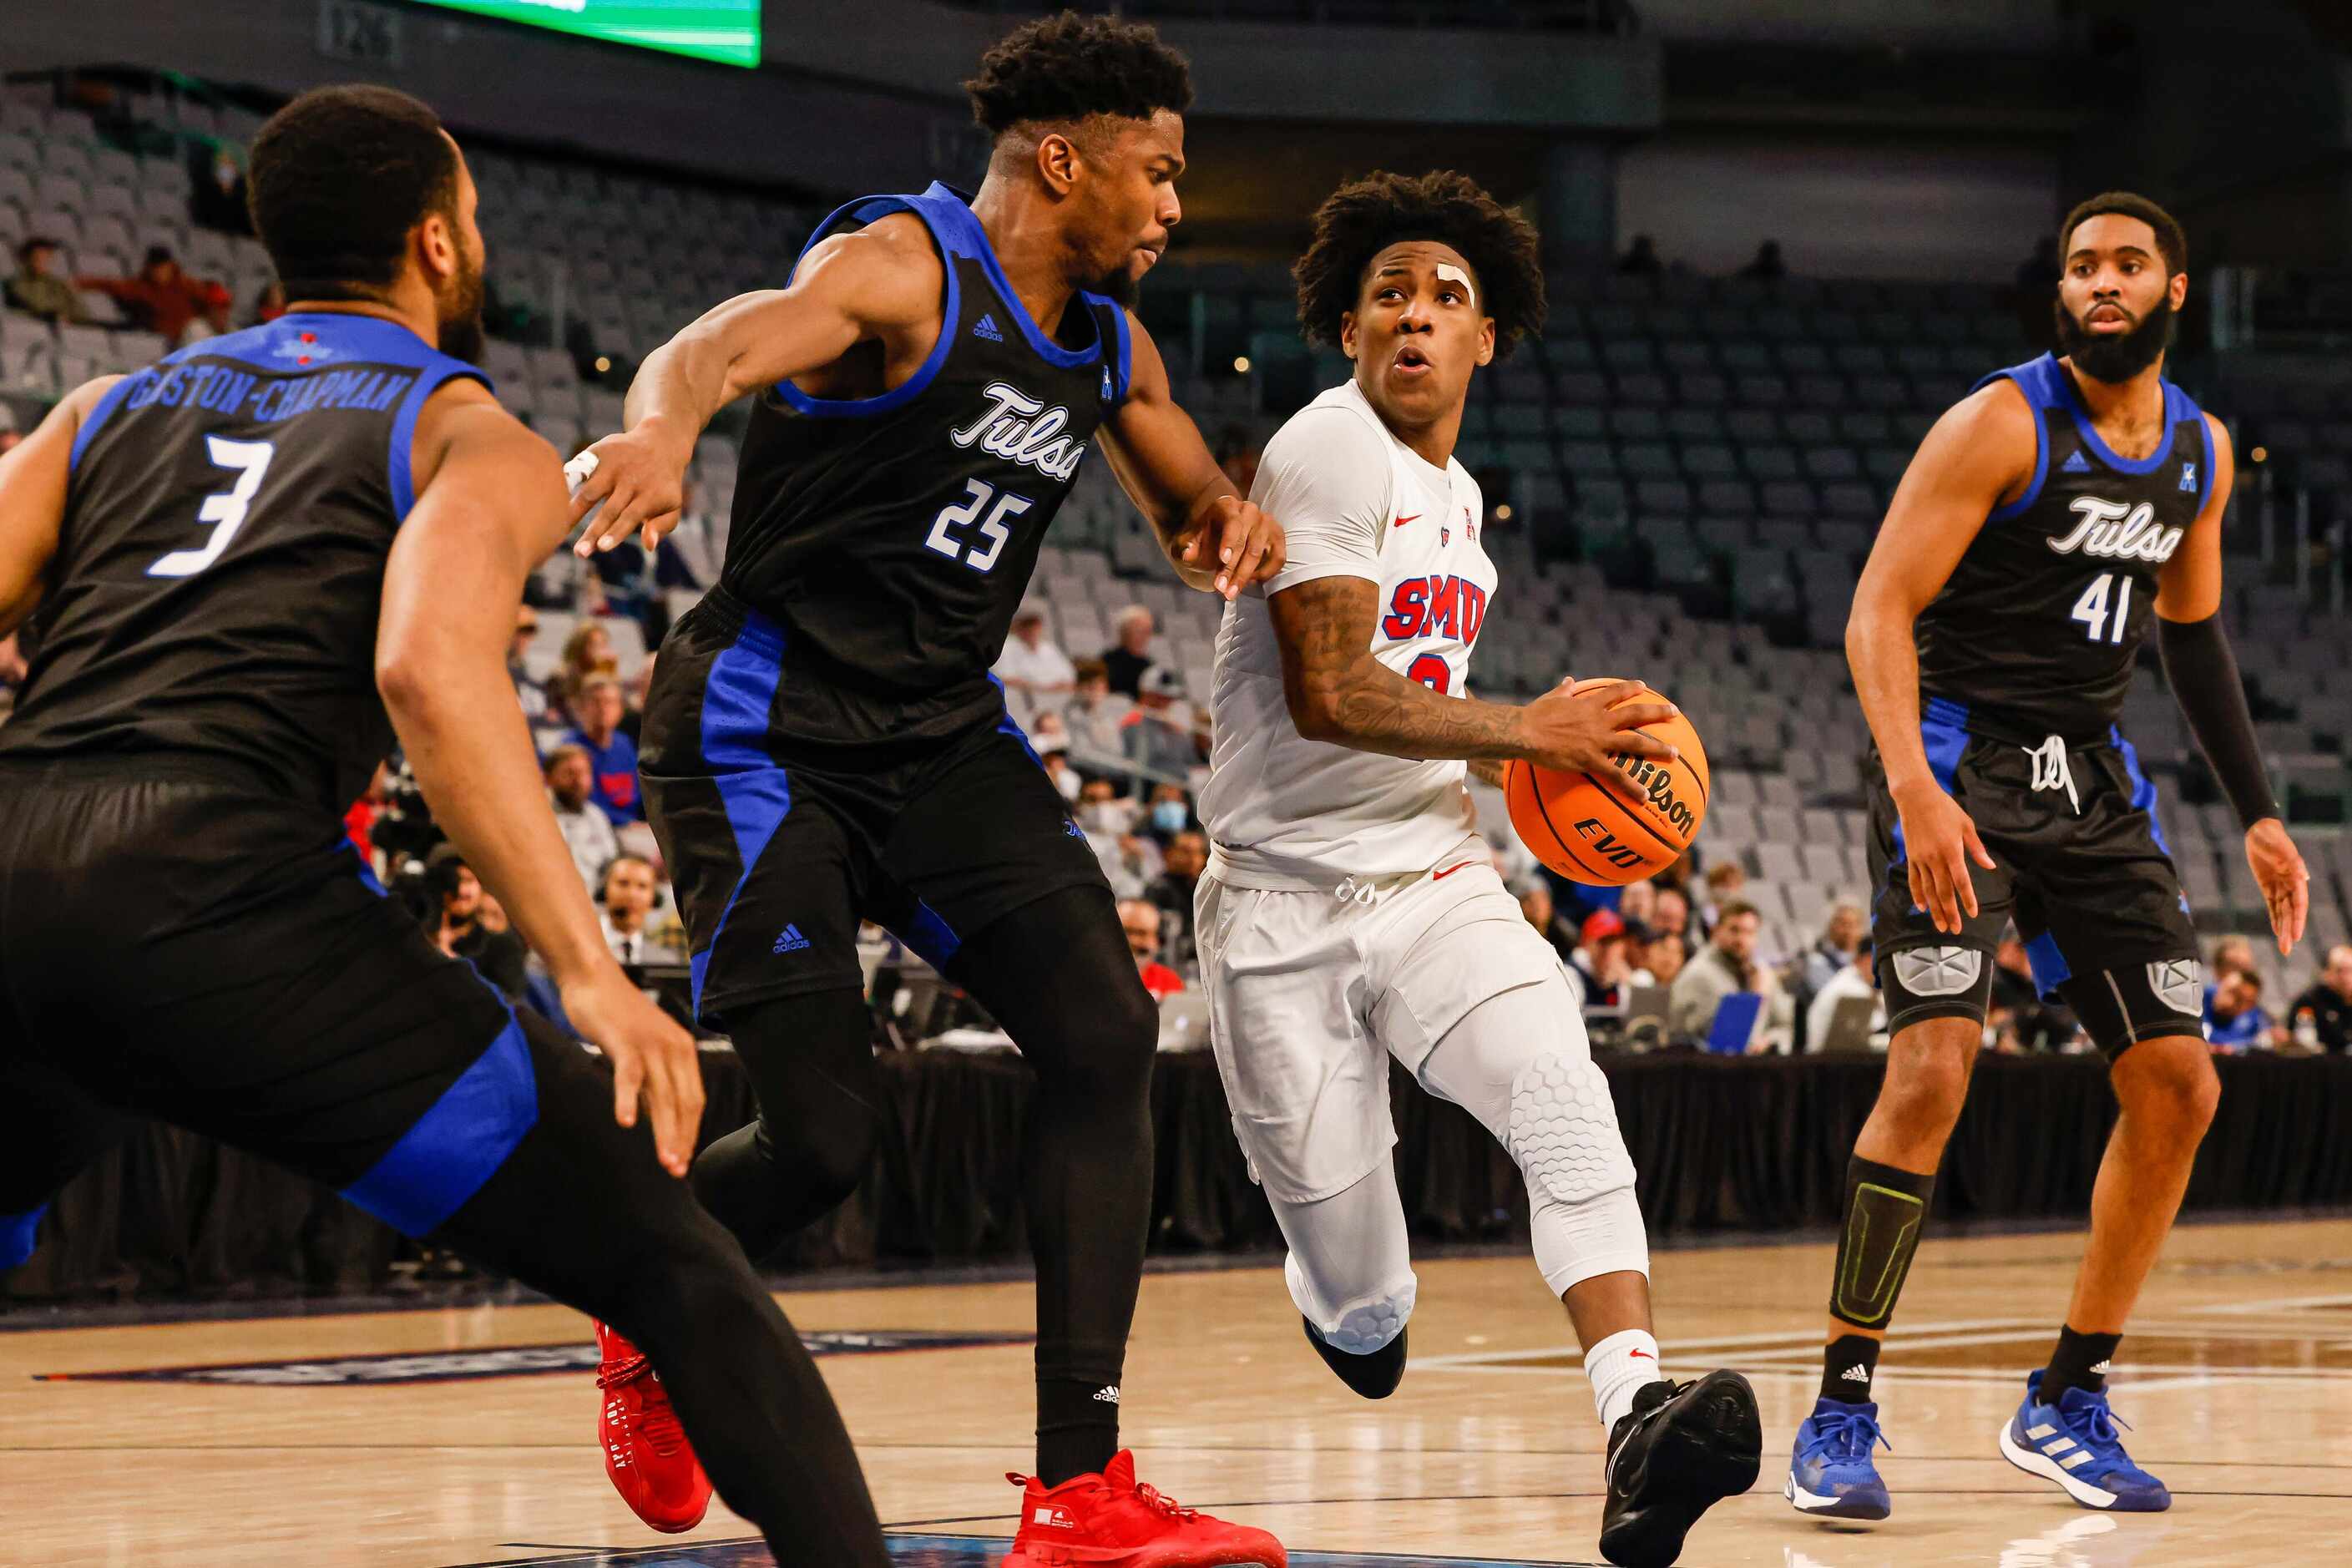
[772,923,812,954]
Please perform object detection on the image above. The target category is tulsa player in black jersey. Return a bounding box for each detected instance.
[0,87,894,1565]
[1785,193,2309,1524]
[562,13,1287,1566]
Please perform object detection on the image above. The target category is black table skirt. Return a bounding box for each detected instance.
[13,1050,2352,1302]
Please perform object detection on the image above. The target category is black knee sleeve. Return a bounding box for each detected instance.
[1878,941,1995,1035]
[1828,1156,1935,1332]
[2056,955,2205,1060]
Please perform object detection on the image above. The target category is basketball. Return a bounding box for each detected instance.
[1504,679,1710,885]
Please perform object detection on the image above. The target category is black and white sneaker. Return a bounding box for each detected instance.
[1302,1316,1407,1399]
[1598,1369,1762,1568]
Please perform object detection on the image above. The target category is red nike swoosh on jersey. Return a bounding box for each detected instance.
[1392,514,1420,529]
[1629,1349,1655,1359]
[1430,860,1481,881]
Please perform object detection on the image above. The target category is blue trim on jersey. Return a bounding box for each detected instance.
[389,360,495,522]
[66,372,142,475]
[689,609,793,1014]
[2024,929,2072,996]
[2058,358,2182,478]
[341,1013,539,1237]
[772,190,963,420]
[987,673,1047,770]
[918,182,1105,371]
[2110,724,2172,857]
[1100,295,1135,405]
[1971,356,2060,523]
[0,1203,48,1269]
[1894,706,1972,867]
[902,899,963,969]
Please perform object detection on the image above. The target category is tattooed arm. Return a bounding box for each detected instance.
[1268,577,1678,772]
[1467,758,1510,788]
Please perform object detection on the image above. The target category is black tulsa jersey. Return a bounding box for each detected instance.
[722,181,1133,745]
[0,313,487,812]
[1914,352,2213,746]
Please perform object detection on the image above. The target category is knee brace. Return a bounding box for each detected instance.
[1506,1052,1638,1206]
[1287,1251,1416,1354]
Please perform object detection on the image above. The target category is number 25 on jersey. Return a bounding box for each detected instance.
[924,477,1030,574]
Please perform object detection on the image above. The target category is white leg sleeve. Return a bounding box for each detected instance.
[1267,1157,1417,1354]
[1416,973,1651,1297]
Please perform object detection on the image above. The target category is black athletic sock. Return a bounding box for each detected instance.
[2041,1325,2122,1406]
[944,886,1156,1487]
[1821,1333,1883,1404]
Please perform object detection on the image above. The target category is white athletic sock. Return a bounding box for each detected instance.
[1584,1328,1664,1434]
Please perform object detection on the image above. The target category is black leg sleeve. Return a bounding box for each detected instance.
[430,1014,890,1568]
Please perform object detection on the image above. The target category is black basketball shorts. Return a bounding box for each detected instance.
[639,594,1110,1027]
[1864,702,2203,1059]
[0,763,541,1248]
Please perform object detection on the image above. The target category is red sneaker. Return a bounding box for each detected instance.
[594,1321,712,1534]
[999,1450,1286,1567]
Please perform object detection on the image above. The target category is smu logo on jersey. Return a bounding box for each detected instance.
[1381,574,1489,645]
[2046,497,2185,564]
[948,381,1087,482]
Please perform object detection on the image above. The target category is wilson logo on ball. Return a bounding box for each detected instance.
[1613,755,1699,835]
[1571,818,1649,872]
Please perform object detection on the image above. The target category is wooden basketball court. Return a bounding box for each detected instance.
[7,1216,2349,1566]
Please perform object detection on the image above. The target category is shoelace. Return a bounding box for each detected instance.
[1132,1482,1198,1521]
[2065,1395,2132,1454]
[1809,1408,1892,1462]
[599,1353,687,1457]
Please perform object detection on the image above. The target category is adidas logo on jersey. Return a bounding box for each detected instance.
[2046,496,2185,564]
[1841,1363,1871,1383]
[772,923,812,954]
[2062,449,2092,473]
[972,313,1004,342]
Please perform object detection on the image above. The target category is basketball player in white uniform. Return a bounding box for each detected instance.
[1195,173,1759,1568]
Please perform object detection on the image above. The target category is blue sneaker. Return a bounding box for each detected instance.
[1784,1395,1891,1520]
[1997,1371,2171,1511]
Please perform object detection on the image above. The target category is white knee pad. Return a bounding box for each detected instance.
[1287,1252,1416,1353]
[1506,1051,1638,1206]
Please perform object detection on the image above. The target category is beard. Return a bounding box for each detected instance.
[2054,292,2173,383]
[436,245,488,366]
[1089,256,1142,309]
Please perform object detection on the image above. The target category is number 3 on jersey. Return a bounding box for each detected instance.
[2071,570,2132,645]
[147,436,275,578]
[924,477,1030,574]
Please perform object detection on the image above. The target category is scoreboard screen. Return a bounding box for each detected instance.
[405,0,760,68]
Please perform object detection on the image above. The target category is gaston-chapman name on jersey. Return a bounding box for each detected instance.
[948,381,1088,482]
[2045,495,2186,564]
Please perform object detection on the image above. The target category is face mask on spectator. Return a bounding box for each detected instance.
[1151,801,1187,834]
[1081,802,1125,834]
[1054,768,1083,803]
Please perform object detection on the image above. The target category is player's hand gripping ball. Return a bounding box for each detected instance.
[1505,678,1709,885]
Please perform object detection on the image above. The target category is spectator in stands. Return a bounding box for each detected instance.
[1652,884,1692,944]
[1078,776,1159,898]
[545,743,619,892]
[564,675,643,826]
[1696,860,1747,935]
[1669,899,1777,1049]
[1515,876,1576,966]
[1803,903,1867,994]
[6,238,86,324]
[422,847,529,1000]
[2203,967,2279,1053]
[1646,928,1688,989]
[508,604,551,724]
[1616,234,1663,277]
[1805,936,1882,1051]
[1101,604,1156,697]
[1146,828,1207,969]
[2287,945,2352,1052]
[1143,780,1193,844]
[1122,665,1205,775]
[1120,898,1185,1001]
[995,604,1076,697]
[1619,879,1658,928]
[2210,934,2257,982]
[247,279,286,326]
[1739,240,1787,281]
[81,245,231,346]
[558,620,618,716]
[656,476,726,592]
[1063,657,1125,756]
[1573,910,1641,1009]
[1039,740,1082,802]
[620,652,656,746]
[188,144,253,236]
[599,852,668,966]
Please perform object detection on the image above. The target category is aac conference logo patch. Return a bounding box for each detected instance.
[37,1328,1034,1386]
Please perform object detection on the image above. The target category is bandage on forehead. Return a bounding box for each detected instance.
[1434,261,1475,306]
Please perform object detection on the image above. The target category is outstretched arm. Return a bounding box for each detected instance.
[2156,414,2304,952]
[570,215,943,553]
[1096,313,1285,600]
[1847,380,2034,933]
[0,376,122,638]
[379,385,704,1174]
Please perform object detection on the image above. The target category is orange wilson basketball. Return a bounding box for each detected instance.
[1504,678,1709,885]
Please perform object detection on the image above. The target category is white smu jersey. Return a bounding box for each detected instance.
[1200,380,1495,890]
